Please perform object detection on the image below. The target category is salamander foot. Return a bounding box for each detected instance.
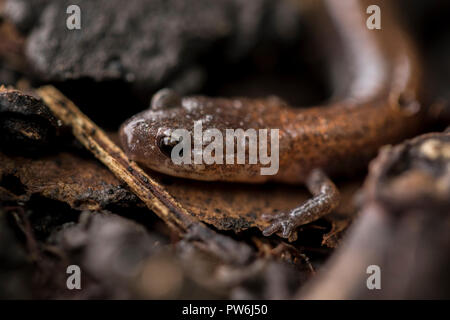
[262,169,340,242]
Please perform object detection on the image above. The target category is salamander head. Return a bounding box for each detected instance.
[119,88,273,181]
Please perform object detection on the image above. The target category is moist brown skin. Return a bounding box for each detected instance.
[120,0,425,241]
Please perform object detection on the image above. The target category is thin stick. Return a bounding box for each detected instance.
[36,85,252,265]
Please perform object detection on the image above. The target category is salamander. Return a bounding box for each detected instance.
[119,0,425,241]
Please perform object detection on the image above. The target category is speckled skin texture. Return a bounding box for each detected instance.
[120,94,422,184]
[119,0,425,239]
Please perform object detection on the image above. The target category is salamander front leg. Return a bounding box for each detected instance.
[262,169,340,242]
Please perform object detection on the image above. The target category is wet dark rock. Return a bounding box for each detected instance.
[5,0,301,92]
[52,211,167,299]
[0,88,64,153]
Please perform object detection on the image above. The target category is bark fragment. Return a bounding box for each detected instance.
[160,174,359,247]
[0,151,142,211]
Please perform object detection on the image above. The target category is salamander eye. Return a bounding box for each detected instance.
[156,132,183,158]
[151,88,181,110]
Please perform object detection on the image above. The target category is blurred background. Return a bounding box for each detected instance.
[0,0,449,299]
